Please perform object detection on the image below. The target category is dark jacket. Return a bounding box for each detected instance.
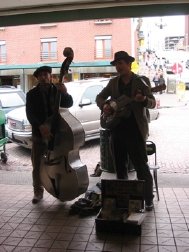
[26,83,73,137]
[96,73,156,140]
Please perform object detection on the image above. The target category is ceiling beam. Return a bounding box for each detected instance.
[0,3,189,27]
[0,1,189,15]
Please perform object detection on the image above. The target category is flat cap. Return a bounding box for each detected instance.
[33,66,52,78]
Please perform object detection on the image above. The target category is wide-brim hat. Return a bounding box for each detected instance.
[33,66,52,78]
[110,51,135,65]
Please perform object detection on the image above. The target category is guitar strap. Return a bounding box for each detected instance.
[139,77,149,88]
[135,74,150,89]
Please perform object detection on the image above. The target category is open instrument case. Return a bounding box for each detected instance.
[95,179,146,235]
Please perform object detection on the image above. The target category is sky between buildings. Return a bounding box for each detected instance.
[142,15,185,36]
[141,15,185,53]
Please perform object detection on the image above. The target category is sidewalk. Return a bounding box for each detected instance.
[1,183,189,252]
[1,94,189,251]
[157,90,189,108]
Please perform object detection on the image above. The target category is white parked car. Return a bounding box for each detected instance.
[0,86,26,114]
[6,78,159,149]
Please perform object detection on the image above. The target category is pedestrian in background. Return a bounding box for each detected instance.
[153,72,160,87]
[159,74,166,94]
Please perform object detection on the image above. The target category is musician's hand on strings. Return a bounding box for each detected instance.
[103,103,114,116]
[57,83,67,94]
[39,125,53,140]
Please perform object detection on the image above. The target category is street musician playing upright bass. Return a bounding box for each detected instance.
[26,63,73,204]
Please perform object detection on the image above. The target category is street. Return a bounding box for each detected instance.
[148,104,189,173]
[1,92,189,186]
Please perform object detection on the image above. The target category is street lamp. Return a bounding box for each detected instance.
[155,17,167,51]
[136,18,145,65]
[156,18,167,30]
[154,17,167,70]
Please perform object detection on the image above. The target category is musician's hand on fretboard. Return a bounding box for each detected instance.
[57,83,67,94]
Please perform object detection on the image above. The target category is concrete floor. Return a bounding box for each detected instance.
[1,170,189,252]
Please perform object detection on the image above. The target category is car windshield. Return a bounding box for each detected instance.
[0,92,25,108]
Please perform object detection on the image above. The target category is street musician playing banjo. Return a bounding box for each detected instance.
[96,51,156,211]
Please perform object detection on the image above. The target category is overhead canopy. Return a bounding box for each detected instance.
[0,0,189,26]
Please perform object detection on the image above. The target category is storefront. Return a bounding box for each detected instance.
[0,62,116,92]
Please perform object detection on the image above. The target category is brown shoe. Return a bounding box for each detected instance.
[32,193,43,204]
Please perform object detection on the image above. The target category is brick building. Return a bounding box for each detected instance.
[0,18,135,91]
[185,15,189,50]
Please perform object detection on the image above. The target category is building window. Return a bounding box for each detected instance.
[40,38,57,61]
[0,41,6,63]
[94,19,112,24]
[40,23,57,28]
[95,36,112,59]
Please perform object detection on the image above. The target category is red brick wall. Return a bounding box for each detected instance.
[185,16,189,47]
[0,18,132,65]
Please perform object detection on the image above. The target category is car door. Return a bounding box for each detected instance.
[74,84,103,136]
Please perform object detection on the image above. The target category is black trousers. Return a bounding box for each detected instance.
[110,127,153,202]
[31,137,46,194]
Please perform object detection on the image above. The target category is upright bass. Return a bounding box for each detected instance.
[40,47,89,201]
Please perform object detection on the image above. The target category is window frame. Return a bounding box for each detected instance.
[95,35,112,59]
[0,41,6,63]
[40,37,57,61]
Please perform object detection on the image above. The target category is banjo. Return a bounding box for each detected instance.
[100,83,166,130]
